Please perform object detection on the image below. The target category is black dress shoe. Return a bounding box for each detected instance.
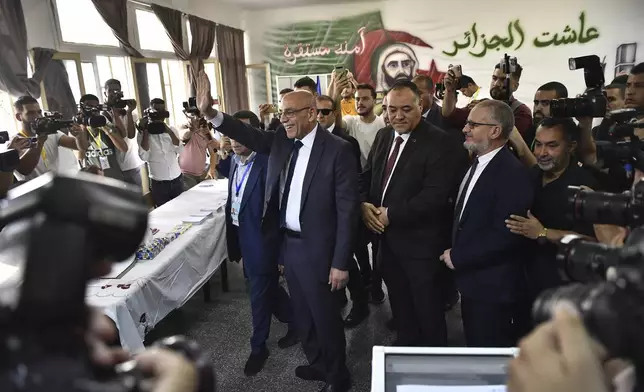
[295,365,326,381]
[277,329,299,349]
[320,379,351,392]
[343,306,369,328]
[243,346,269,376]
[385,318,396,331]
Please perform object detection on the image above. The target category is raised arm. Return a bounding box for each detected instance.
[196,70,274,153]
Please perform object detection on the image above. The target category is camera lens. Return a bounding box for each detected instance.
[568,186,631,226]
[550,96,607,118]
[88,115,107,128]
[557,237,620,282]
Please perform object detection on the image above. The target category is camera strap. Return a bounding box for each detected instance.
[20,130,48,169]
[87,127,103,150]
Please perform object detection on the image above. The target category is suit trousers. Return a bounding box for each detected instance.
[379,239,447,346]
[243,265,295,354]
[335,257,368,308]
[460,296,532,348]
[282,234,350,384]
[354,224,372,281]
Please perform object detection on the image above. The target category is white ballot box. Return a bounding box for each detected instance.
[371,346,517,392]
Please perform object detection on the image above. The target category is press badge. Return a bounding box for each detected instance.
[231,200,241,226]
[99,156,111,170]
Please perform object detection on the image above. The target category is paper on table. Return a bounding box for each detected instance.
[397,386,506,392]
[190,211,213,218]
[183,215,208,224]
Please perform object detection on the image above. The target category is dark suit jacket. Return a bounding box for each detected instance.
[331,126,362,172]
[225,153,276,275]
[360,120,463,264]
[451,146,534,303]
[423,101,445,130]
[215,113,359,281]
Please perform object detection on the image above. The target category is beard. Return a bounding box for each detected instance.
[490,86,508,101]
[384,72,411,89]
[533,112,545,126]
[537,159,556,171]
[463,139,489,155]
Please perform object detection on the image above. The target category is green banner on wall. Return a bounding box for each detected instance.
[265,11,385,76]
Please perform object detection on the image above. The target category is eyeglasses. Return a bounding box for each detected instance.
[278,107,312,119]
[464,120,500,129]
[316,108,333,116]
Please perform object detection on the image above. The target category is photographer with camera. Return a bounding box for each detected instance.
[12,96,87,182]
[138,98,184,207]
[178,101,219,189]
[79,94,129,181]
[0,135,28,198]
[103,79,145,187]
[441,59,533,138]
[593,77,628,142]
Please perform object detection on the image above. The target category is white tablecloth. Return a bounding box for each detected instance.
[86,179,230,351]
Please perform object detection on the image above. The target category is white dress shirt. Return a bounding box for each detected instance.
[382,131,411,203]
[208,112,316,232]
[456,146,504,220]
[280,126,317,232]
[326,122,336,133]
[137,128,183,181]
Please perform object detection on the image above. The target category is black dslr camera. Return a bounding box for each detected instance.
[594,108,644,170]
[73,103,110,128]
[30,112,74,136]
[106,91,134,110]
[183,97,200,117]
[138,107,170,135]
[0,173,216,392]
[550,55,607,118]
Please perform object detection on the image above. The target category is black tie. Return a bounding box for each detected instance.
[453,157,479,227]
[280,140,304,228]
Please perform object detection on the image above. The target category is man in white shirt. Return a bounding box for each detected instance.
[441,100,534,348]
[103,79,145,188]
[138,98,183,207]
[12,96,87,183]
[328,76,386,168]
[198,71,356,391]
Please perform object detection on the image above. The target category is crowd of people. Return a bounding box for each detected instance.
[1,56,643,392]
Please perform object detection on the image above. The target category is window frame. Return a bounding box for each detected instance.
[246,62,273,106]
[189,59,226,112]
[615,43,637,77]
[130,57,168,118]
[50,0,123,52]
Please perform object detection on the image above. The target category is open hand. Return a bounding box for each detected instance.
[8,136,31,151]
[196,70,217,120]
[506,210,544,240]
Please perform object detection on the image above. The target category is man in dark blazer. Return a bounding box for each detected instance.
[441,100,534,348]
[316,94,370,328]
[198,71,357,392]
[360,81,463,347]
[225,111,298,377]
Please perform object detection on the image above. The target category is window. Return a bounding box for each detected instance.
[162,60,189,127]
[54,0,119,47]
[96,56,135,102]
[82,62,99,99]
[0,91,19,136]
[136,9,175,53]
[62,60,82,104]
[615,43,638,76]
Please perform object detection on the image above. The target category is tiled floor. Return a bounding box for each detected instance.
[146,262,465,392]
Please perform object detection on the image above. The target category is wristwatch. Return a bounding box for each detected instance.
[537,227,548,244]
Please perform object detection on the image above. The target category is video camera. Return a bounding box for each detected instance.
[106,90,134,111]
[30,112,74,136]
[183,97,200,117]
[550,55,607,118]
[138,107,170,135]
[0,172,216,391]
[73,103,110,128]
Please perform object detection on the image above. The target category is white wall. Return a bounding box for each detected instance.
[244,0,644,105]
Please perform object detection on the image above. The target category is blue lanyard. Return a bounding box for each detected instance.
[235,162,253,197]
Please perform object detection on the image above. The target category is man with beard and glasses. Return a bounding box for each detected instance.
[506,117,598,303]
[442,61,532,140]
[441,100,534,347]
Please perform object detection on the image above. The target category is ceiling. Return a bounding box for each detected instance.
[216,0,374,10]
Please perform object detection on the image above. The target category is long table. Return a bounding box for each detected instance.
[86,179,230,351]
